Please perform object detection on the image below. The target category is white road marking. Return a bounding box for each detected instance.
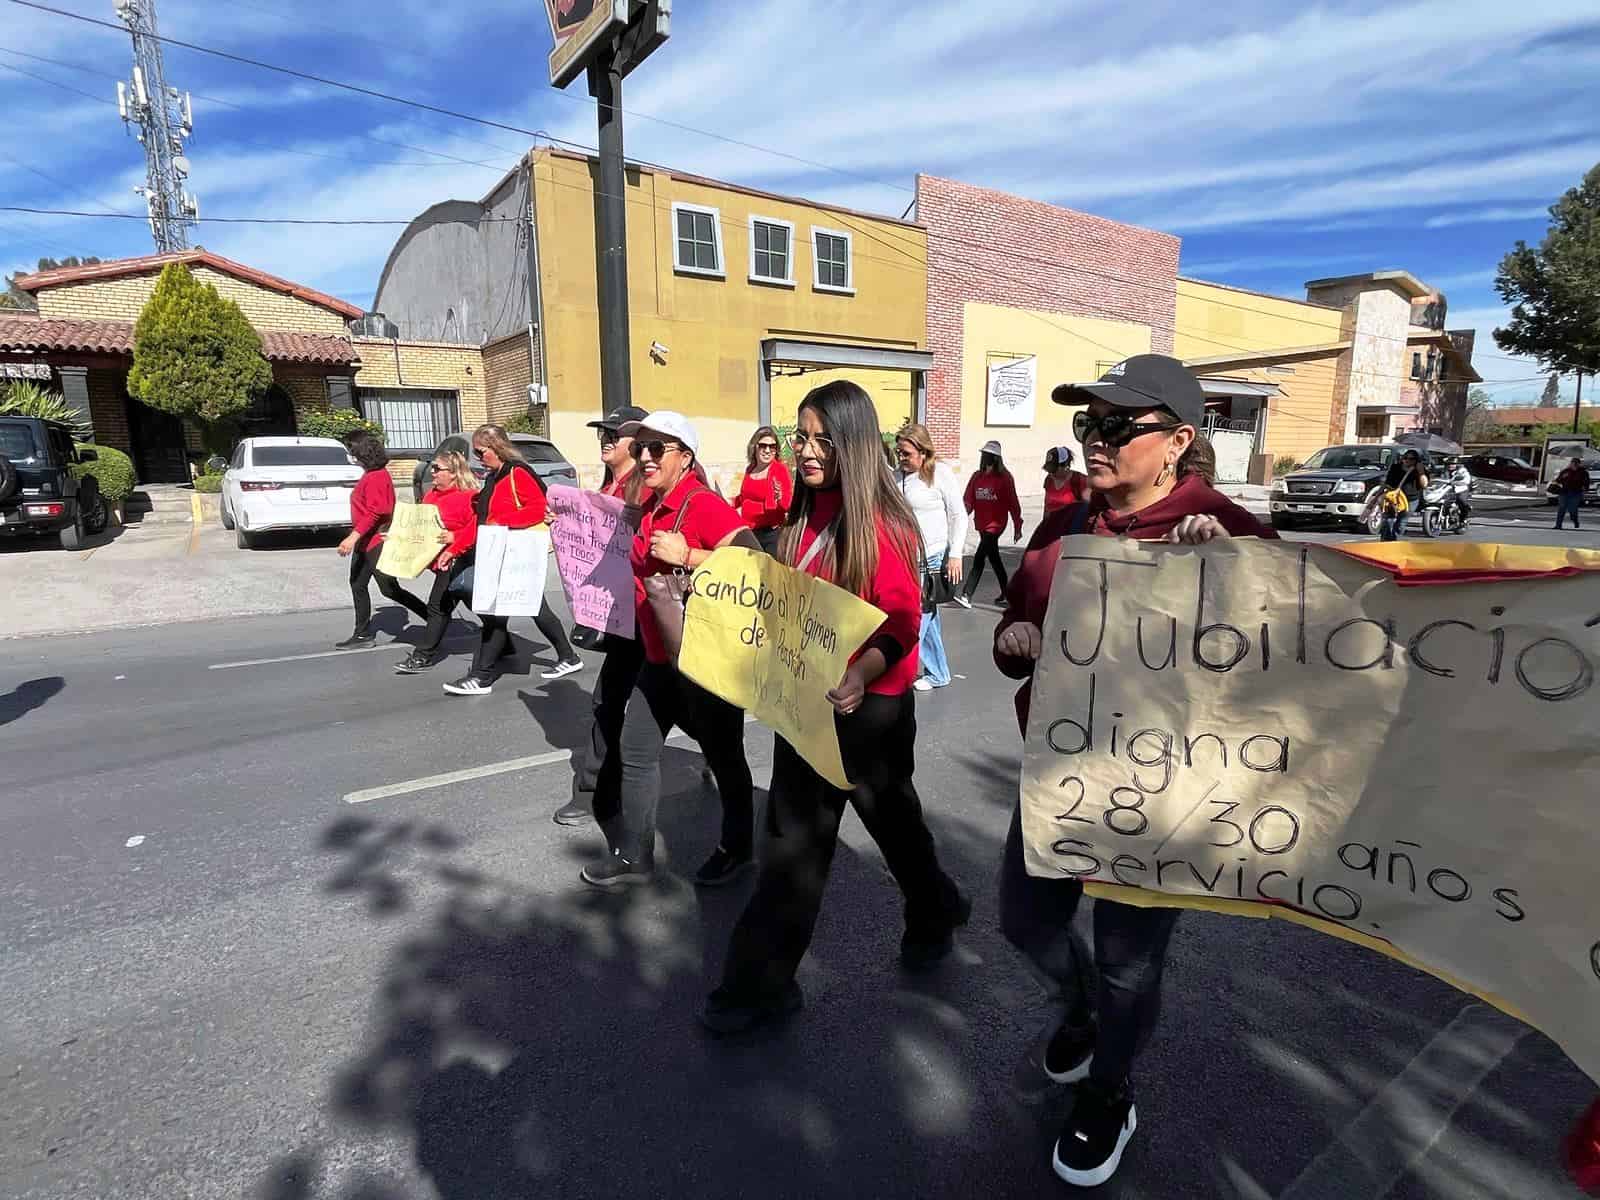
[125,835,145,848]
[342,750,573,804]
[1277,1003,1525,1200]
[210,646,392,670]
[114,675,126,680]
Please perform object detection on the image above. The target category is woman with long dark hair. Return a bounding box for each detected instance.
[335,430,427,647]
[702,381,970,1035]
[735,424,792,555]
[994,356,1275,1188]
[959,438,1022,608]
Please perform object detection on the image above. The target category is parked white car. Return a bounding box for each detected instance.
[220,436,362,549]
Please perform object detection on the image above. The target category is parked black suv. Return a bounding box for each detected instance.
[1269,443,1416,533]
[0,416,108,549]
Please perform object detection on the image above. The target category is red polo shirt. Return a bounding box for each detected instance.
[633,473,748,664]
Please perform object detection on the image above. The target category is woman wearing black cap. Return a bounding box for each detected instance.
[994,354,1276,1188]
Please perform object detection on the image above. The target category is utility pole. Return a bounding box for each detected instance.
[588,47,632,417]
[1575,371,1586,435]
[113,0,198,252]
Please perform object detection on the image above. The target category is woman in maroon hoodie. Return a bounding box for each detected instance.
[959,438,1022,607]
[335,430,427,649]
[702,380,969,1036]
[993,355,1275,1189]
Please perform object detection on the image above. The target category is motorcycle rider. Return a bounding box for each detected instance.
[1443,455,1473,527]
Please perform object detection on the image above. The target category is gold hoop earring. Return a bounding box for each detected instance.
[1155,460,1175,487]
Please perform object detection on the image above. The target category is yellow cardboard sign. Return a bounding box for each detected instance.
[679,547,886,789]
[374,502,446,579]
[1022,536,1600,1084]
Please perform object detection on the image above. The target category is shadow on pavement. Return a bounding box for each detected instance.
[0,675,64,726]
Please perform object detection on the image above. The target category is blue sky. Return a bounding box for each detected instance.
[2,0,1595,405]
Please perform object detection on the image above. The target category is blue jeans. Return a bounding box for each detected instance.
[918,553,951,687]
[1379,510,1408,541]
[1557,493,1583,528]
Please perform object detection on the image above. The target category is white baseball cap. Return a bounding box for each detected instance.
[619,409,699,455]
[980,439,1003,456]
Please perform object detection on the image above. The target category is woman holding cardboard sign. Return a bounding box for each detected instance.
[702,381,970,1036]
[394,449,479,676]
[993,355,1274,1189]
[580,410,760,890]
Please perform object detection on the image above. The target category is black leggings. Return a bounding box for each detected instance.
[963,531,1008,597]
[719,690,965,1002]
[349,544,427,632]
[572,638,645,810]
[417,560,469,654]
[471,605,578,675]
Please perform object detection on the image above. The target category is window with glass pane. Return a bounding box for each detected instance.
[815,231,850,289]
[752,220,789,281]
[676,209,719,272]
[355,388,461,455]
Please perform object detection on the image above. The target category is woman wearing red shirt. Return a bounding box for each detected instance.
[735,424,792,555]
[959,438,1023,607]
[335,430,427,648]
[702,381,970,1036]
[581,411,758,890]
[395,449,479,675]
[1043,445,1089,513]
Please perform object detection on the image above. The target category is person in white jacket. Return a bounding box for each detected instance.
[894,423,968,690]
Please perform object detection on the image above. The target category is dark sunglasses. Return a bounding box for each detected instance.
[1072,409,1181,449]
[597,429,620,446]
[430,463,450,473]
[630,439,683,461]
[756,441,779,451]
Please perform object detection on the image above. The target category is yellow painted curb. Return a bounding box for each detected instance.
[187,490,202,555]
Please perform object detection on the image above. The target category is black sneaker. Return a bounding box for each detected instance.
[899,891,972,971]
[694,846,755,887]
[699,979,804,1037]
[1043,1019,1096,1084]
[580,849,654,889]
[553,797,594,827]
[336,632,375,650]
[394,651,439,675]
[1051,1080,1137,1188]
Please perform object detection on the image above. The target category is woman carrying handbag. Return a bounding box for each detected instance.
[580,411,760,890]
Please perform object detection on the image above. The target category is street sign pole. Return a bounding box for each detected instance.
[588,48,633,417]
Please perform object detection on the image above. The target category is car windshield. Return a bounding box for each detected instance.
[1300,446,1391,470]
[252,446,353,467]
[0,423,41,463]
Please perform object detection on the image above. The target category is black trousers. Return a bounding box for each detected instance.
[417,560,469,654]
[719,690,965,1002]
[963,531,1009,597]
[571,638,645,813]
[349,544,427,632]
[471,605,579,675]
[997,804,1180,1088]
[754,526,781,556]
[601,661,754,864]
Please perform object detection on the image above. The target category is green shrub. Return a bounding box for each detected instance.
[72,442,136,503]
[1272,454,1299,477]
[1,380,87,437]
[192,473,224,493]
[298,407,383,443]
[500,410,543,436]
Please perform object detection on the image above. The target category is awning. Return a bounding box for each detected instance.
[1357,404,1421,417]
[1195,376,1282,399]
[761,338,933,373]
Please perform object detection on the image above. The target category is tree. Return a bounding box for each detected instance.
[2,256,102,311]
[1494,163,1600,378]
[127,263,272,427]
[1540,375,1561,406]
[1461,386,1500,442]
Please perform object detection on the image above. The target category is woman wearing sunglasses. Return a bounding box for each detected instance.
[395,449,480,675]
[993,355,1275,1188]
[581,411,759,890]
[702,381,970,1035]
[735,425,793,555]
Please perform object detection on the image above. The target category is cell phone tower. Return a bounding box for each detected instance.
[113,0,198,252]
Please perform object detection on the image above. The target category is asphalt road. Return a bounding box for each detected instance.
[1,519,1595,1200]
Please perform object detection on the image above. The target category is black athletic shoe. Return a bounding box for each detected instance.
[580,849,654,888]
[394,651,439,674]
[699,979,804,1037]
[694,846,755,887]
[336,632,375,649]
[1043,1019,1096,1084]
[1051,1080,1137,1188]
[553,797,594,827]
[900,892,973,971]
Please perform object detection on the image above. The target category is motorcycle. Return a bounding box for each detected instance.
[1417,475,1472,537]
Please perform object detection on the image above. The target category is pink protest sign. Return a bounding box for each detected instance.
[547,485,637,638]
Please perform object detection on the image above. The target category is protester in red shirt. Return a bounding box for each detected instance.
[702,380,970,1036]
[735,424,793,555]
[581,410,759,891]
[959,438,1023,607]
[334,431,427,649]
[555,404,651,828]
[1043,444,1091,514]
[993,356,1275,1189]
[394,450,479,675]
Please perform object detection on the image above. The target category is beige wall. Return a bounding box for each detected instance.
[37,266,350,334]
[482,330,543,430]
[351,338,488,453]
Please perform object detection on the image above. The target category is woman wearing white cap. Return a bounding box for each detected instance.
[959,439,1022,607]
[581,410,761,889]
[893,423,967,691]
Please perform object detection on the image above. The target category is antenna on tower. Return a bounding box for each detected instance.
[113,0,198,252]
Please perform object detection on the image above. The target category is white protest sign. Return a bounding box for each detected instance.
[472,525,551,617]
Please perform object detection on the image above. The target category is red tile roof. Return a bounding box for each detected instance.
[12,250,364,320]
[1488,406,1600,426]
[0,314,359,365]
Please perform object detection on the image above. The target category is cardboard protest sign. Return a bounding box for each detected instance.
[374,502,446,579]
[472,525,551,616]
[1021,536,1600,1084]
[679,547,885,788]
[547,485,636,638]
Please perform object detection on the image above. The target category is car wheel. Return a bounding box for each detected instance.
[59,509,86,551]
[82,486,108,535]
[0,454,17,504]
[1270,513,1295,531]
[220,494,235,530]
[1365,505,1384,535]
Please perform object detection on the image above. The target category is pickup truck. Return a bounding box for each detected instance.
[1269,443,1412,533]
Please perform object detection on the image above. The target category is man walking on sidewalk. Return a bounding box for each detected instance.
[1555,455,1590,531]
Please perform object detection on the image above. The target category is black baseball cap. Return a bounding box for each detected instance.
[587,404,650,431]
[1051,354,1206,427]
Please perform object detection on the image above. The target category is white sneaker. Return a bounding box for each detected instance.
[443,676,493,696]
[540,659,584,681]
[954,595,973,609]
[913,678,934,692]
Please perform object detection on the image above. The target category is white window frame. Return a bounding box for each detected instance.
[811,225,855,294]
[671,202,725,278]
[747,215,796,287]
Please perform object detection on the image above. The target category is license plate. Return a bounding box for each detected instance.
[299,487,327,501]
[1289,504,1313,512]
